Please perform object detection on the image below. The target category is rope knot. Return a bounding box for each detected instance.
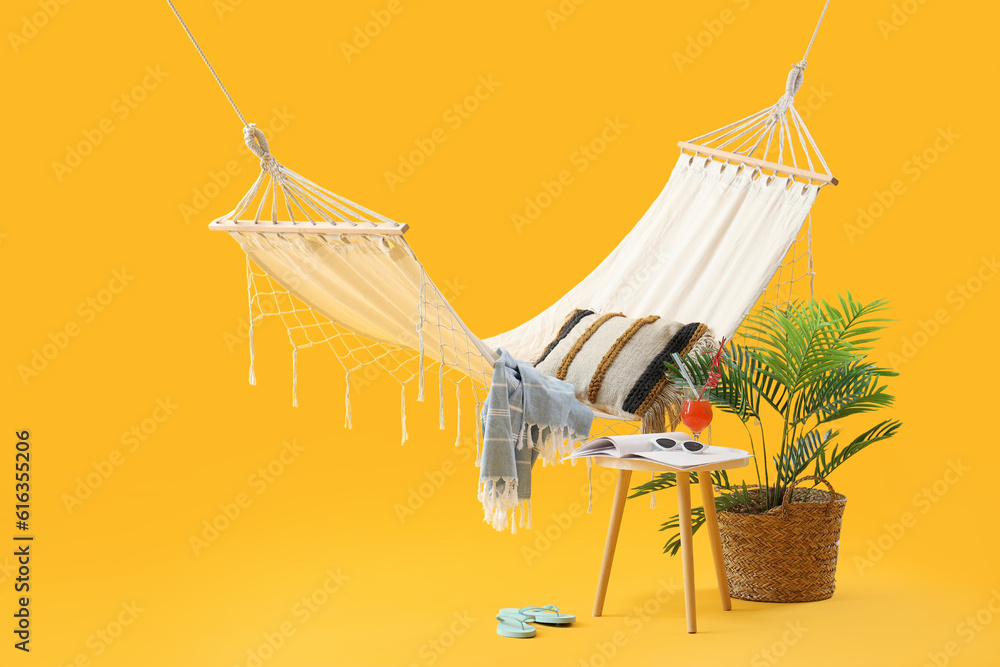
[243,123,281,174]
[260,153,279,174]
[244,123,270,158]
[785,60,807,98]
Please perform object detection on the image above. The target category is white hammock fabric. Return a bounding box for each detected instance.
[486,154,821,360]
[212,59,835,441]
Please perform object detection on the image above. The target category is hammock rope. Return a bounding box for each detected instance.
[801,0,831,65]
[686,0,833,180]
[165,0,247,127]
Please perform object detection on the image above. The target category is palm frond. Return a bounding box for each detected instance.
[813,420,902,478]
[820,293,894,353]
[790,360,897,427]
[775,428,838,487]
[629,470,731,499]
[659,487,756,555]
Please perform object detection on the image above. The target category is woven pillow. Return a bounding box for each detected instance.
[533,309,715,430]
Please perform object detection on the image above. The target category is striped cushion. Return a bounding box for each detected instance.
[534,309,715,428]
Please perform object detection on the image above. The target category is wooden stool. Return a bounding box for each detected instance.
[590,456,749,633]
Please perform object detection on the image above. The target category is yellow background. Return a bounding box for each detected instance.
[4,0,999,665]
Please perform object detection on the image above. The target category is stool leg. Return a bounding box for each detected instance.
[677,472,696,633]
[593,469,632,616]
[698,471,731,611]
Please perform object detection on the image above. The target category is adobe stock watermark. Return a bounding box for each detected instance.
[544,0,588,30]
[610,246,675,304]
[578,579,680,667]
[54,601,145,667]
[887,255,997,370]
[920,589,1000,667]
[232,567,349,667]
[340,0,416,62]
[521,466,617,565]
[749,620,809,667]
[61,398,180,514]
[51,66,170,182]
[405,611,477,667]
[853,459,969,575]
[394,436,475,523]
[384,75,502,192]
[188,439,306,556]
[213,0,247,20]
[877,0,933,41]
[623,578,682,634]
[7,0,72,54]
[179,107,296,223]
[843,126,959,244]
[18,268,135,386]
[794,83,834,123]
[512,117,628,234]
[672,0,753,73]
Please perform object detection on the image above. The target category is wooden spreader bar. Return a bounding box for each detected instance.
[209,219,409,235]
[678,141,838,186]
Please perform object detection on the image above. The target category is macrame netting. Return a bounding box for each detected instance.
[225,125,494,449]
[244,257,489,444]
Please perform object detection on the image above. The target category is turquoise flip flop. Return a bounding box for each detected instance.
[499,605,576,626]
[496,611,536,638]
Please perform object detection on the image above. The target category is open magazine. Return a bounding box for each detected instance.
[566,432,752,470]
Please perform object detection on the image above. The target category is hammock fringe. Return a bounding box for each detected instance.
[291,347,298,407]
[438,364,445,430]
[454,383,462,447]
[344,370,353,429]
[400,384,408,445]
[248,317,256,386]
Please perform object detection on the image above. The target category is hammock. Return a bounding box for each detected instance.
[169,1,838,443]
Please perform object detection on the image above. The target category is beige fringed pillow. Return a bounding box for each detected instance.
[533,309,716,431]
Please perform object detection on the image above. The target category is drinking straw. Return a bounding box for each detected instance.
[697,337,728,400]
[670,353,699,395]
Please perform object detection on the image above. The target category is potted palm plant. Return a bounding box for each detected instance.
[631,293,901,602]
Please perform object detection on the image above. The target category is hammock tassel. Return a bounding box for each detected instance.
[454,383,462,447]
[344,370,353,429]
[291,347,298,407]
[417,339,425,402]
[416,279,426,402]
[245,257,257,386]
[587,458,593,514]
[438,364,445,430]
[248,316,256,386]
[400,384,408,445]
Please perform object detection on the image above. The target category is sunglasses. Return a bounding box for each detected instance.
[652,437,707,453]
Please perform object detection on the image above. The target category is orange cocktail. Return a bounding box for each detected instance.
[681,397,713,436]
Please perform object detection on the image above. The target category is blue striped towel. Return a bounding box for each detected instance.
[479,348,593,532]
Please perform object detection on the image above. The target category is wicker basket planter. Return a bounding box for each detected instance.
[717,476,847,603]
